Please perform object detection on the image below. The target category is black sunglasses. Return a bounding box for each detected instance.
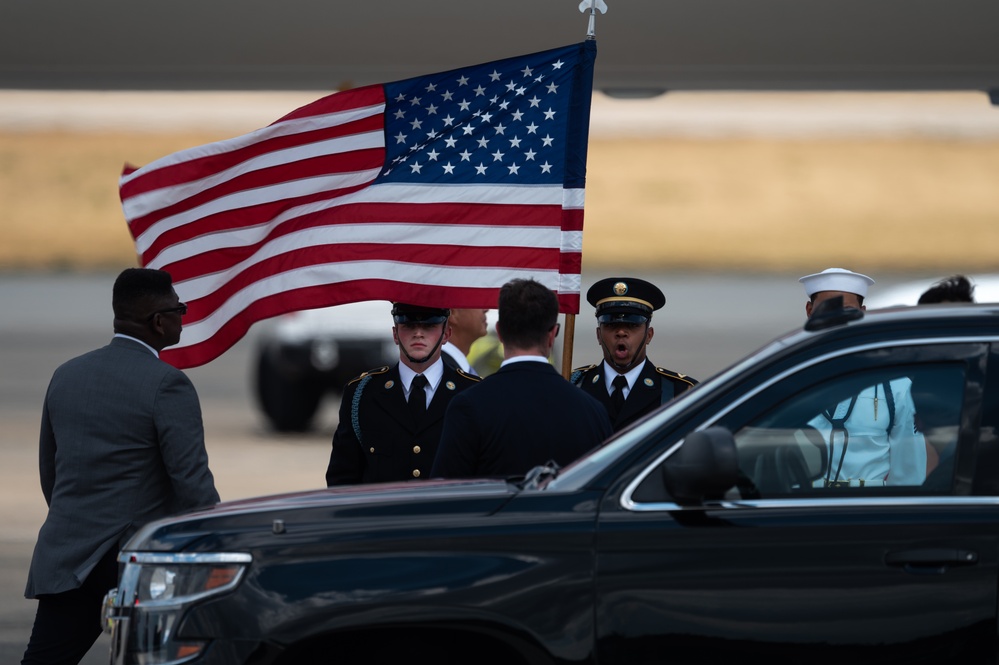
[147,302,188,320]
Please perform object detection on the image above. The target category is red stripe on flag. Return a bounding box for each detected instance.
[161,281,508,369]
[178,243,561,323]
[271,84,385,122]
[557,292,581,313]
[120,114,385,205]
[133,156,384,264]
[561,207,584,233]
[125,155,383,258]
[155,201,566,281]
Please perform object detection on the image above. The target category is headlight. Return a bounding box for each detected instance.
[310,338,339,371]
[148,567,175,601]
[134,560,246,605]
[106,552,251,665]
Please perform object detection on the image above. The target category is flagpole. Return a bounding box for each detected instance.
[560,313,576,379]
[579,0,608,39]
[569,0,602,378]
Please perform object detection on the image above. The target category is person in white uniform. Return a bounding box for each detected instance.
[799,268,928,487]
[441,308,490,376]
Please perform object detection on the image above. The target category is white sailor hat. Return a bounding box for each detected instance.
[799,268,875,299]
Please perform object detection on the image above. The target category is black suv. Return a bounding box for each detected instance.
[105,302,999,664]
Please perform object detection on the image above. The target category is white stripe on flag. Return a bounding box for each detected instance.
[123,130,385,222]
[173,223,569,299]
[134,166,384,255]
[119,104,385,188]
[173,262,568,348]
[144,182,568,265]
[563,188,585,210]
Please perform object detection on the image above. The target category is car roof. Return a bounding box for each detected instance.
[866,274,999,309]
[706,302,999,394]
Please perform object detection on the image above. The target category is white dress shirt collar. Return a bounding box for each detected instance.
[441,342,475,375]
[500,355,550,368]
[602,359,647,399]
[398,358,445,400]
[114,333,159,358]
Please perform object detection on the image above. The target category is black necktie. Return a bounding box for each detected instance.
[409,374,428,424]
[610,375,628,419]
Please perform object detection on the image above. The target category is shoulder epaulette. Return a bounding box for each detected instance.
[346,365,390,386]
[454,367,482,382]
[569,363,598,385]
[656,367,698,386]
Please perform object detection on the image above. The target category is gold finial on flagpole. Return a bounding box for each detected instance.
[579,0,608,39]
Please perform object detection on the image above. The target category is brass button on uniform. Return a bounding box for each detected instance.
[413,445,421,454]
[369,447,375,453]
[412,469,421,478]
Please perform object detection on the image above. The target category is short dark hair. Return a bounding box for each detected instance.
[809,293,865,306]
[918,275,975,304]
[497,279,558,349]
[112,268,174,320]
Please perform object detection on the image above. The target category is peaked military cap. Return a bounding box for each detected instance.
[587,277,666,324]
[391,302,450,325]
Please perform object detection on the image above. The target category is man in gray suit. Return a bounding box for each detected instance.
[22,268,220,665]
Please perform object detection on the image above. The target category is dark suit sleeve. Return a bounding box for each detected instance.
[153,369,220,511]
[38,392,56,506]
[595,401,614,440]
[327,382,364,486]
[431,392,480,479]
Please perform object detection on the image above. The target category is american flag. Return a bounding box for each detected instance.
[120,41,596,368]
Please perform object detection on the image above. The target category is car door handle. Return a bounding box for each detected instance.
[885,548,978,573]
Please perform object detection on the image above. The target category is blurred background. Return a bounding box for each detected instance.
[2,1,999,661]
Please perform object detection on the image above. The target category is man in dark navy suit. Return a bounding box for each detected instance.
[326,302,480,485]
[571,277,697,433]
[432,279,612,480]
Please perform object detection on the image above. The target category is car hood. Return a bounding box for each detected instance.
[124,478,519,553]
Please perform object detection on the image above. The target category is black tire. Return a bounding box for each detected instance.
[254,346,323,432]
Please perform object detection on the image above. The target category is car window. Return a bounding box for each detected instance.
[733,364,966,498]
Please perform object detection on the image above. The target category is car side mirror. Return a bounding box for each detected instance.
[662,427,740,507]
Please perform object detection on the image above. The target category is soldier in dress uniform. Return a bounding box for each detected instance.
[570,277,697,433]
[325,302,480,486]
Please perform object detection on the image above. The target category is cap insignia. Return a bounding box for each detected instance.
[613,281,628,296]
